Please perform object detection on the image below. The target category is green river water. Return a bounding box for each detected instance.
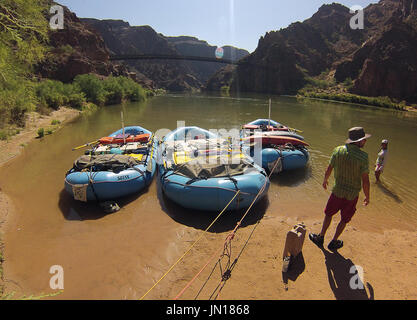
[0,93,416,299]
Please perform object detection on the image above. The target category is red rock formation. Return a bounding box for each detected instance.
[208,0,417,102]
[351,22,417,102]
[402,0,417,17]
[37,5,129,83]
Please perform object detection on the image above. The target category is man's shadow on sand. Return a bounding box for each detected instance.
[282,248,375,300]
[321,248,374,300]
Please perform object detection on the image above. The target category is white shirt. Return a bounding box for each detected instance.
[376,149,388,168]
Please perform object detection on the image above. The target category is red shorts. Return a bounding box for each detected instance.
[324,193,359,223]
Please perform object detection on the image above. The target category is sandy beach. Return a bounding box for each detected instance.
[0,106,416,300]
[138,200,417,300]
[0,107,80,297]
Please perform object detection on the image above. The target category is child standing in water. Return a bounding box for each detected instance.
[375,139,388,182]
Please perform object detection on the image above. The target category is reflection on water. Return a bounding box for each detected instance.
[269,165,312,187]
[58,187,151,221]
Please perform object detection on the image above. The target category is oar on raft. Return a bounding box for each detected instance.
[72,140,99,151]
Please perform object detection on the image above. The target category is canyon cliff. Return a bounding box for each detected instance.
[81,19,249,91]
[37,5,129,83]
[208,0,417,103]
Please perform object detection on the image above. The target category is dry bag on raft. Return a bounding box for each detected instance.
[72,154,142,172]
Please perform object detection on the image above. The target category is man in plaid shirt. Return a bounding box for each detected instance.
[309,127,371,251]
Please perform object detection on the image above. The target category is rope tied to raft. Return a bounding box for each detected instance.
[139,189,241,300]
[174,157,280,300]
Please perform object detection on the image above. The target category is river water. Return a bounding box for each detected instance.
[0,94,416,299]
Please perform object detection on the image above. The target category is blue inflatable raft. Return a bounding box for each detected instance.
[242,120,309,173]
[158,126,270,212]
[65,126,157,202]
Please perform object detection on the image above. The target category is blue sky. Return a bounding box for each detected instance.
[58,0,379,53]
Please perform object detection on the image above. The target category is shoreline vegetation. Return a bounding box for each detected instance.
[296,92,412,111]
[0,74,152,142]
[218,85,414,111]
[296,91,410,111]
[219,70,417,111]
[218,84,415,111]
[296,73,414,111]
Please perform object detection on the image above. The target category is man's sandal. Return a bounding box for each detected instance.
[328,239,343,251]
[309,233,324,247]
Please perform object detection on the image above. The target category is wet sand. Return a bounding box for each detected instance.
[0,102,416,300]
[0,107,80,297]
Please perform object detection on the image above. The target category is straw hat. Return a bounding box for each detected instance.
[345,127,372,144]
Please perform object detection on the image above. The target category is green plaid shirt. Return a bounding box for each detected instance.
[329,144,369,200]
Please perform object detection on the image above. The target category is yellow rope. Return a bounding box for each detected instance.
[139,189,241,300]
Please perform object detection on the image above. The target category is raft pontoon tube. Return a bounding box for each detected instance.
[158,126,270,211]
[64,126,157,202]
[261,146,309,173]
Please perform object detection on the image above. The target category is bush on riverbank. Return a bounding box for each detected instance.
[36,80,86,110]
[73,74,147,106]
[298,71,408,111]
[35,75,148,111]
[298,91,407,111]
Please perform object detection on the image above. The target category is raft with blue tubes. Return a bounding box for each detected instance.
[158,126,270,212]
[64,126,157,202]
[242,120,310,173]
